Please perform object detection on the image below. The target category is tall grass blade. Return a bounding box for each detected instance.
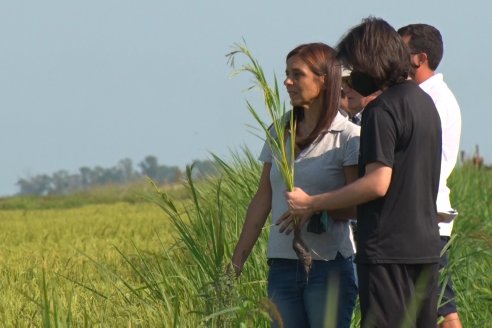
[227,41,312,274]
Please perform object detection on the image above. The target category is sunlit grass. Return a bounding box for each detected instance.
[0,161,490,326]
[0,202,168,326]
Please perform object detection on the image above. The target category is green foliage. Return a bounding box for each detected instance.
[0,180,189,210]
[444,166,492,325]
[227,42,296,192]
[15,156,217,197]
[0,202,170,326]
[146,149,272,327]
[0,159,491,326]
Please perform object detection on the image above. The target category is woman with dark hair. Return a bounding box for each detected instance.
[231,42,359,328]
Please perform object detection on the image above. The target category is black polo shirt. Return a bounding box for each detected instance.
[356,80,442,264]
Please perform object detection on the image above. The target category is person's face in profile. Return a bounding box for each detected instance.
[340,89,350,112]
[284,55,325,109]
[342,77,365,115]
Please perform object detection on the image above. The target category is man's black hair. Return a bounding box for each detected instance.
[397,23,444,71]
[336,17,410,90]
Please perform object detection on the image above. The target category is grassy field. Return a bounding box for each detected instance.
[0,153,491,327]
[0,202,170,326]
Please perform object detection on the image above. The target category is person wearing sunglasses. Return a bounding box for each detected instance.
[339,69,381,259]
[341,71,381,125]
[398,23,463,328]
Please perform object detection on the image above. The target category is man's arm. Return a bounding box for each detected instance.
[329,164,359,220]
[285,162,392,216]
[277,165,360,233]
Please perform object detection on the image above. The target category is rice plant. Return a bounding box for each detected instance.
[144,153,271,326]
[226,42,312,274]
[444,165,492,326]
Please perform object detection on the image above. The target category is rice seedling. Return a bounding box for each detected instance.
[147,155,272,327]
[226,42,312,274]
[442,166,492,326]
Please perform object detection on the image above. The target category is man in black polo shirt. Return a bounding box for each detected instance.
[284,17,442,327]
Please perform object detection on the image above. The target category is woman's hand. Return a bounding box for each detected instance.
[275,211,311,234]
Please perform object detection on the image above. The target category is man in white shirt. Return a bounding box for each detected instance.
[399,24,462,328]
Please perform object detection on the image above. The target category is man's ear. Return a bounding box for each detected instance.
[417,52,428,66]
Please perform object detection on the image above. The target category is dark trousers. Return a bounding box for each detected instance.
[358,262,439,328]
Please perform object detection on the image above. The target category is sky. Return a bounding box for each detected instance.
[1,1,491,197]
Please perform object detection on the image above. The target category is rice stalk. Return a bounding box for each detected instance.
[226,42,312,274]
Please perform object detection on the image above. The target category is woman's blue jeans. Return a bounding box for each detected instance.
[267,253,357,328]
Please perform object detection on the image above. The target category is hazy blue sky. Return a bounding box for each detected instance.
[1,1,490,196]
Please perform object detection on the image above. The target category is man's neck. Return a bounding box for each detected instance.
[415,67,435,84]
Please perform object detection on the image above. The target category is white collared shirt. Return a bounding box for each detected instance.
[420,73,462,236]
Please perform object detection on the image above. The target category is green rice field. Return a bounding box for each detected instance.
[0,152,491,327]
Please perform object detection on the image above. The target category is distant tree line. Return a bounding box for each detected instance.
[16,156,216,196]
